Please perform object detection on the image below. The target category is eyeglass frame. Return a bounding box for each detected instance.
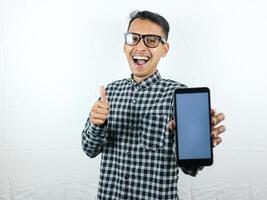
[124,32,167,48]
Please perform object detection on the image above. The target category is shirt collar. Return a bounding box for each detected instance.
[128,70,162,90]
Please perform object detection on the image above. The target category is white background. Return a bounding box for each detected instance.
[0,0,267,199]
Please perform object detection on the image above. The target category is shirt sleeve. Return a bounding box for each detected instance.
[81,116,108,158]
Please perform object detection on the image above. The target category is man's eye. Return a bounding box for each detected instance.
[132,36,139,42]
[146,37,158,44]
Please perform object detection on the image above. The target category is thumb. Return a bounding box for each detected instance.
[168,120,176,131]
[99,85,108,102]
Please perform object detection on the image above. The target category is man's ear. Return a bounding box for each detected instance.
[161,43,169,57]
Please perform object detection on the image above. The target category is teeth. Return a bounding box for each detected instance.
[132,55,149,60]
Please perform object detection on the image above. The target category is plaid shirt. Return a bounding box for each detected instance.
[82,70,201,200]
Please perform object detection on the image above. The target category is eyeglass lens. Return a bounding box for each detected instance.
[125,33,161,48]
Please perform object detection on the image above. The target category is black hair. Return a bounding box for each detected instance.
[127,10,170,41]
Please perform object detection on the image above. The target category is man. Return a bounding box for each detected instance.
[82,10,225,200]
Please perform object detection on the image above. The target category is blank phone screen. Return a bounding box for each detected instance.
[176,92,211,159]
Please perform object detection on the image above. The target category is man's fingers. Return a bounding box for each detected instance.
[212,113,225,126]
[95,100,109,110]
[100,85,108,102]
[212,125,226,137]
[91,112,108,121]
[211,110,225,148]
[211,108,216,116]
[90,118,106,125]
[90,109,108,126]
[95,107,109,115]
[168,120,176,131]
[213,137,222,147]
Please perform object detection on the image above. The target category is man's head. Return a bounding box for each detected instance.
[127,10,170,41]
[124,10,170,83]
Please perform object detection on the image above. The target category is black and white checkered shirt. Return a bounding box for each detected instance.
[82,70,201,200]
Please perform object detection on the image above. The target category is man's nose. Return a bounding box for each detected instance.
[135,38,147,50]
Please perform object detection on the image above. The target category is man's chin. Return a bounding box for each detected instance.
[130,66,147,76]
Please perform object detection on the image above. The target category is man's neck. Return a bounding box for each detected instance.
[133,70,157,83]
[133,76,146,83]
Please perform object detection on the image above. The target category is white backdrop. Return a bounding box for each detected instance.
[1,0,267,199]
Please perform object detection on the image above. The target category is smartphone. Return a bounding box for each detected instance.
[174,87,213,167]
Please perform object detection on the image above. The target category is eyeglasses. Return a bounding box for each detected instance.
[124,32,167,48]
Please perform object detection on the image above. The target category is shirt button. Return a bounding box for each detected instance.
[132,99,136,103]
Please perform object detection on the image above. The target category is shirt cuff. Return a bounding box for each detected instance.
[89,120,108,137]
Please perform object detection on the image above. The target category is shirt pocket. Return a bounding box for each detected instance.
[139,114,168,151]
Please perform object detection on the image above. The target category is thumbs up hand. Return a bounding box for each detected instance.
[99,85,108,102]
[90,86,110,126]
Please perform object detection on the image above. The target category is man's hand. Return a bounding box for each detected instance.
[168,108,226,147]
[90,86,110,126]
[210,108,225,147]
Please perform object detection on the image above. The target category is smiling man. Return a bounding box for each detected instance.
[124,18,169,83]
[82,10,225,200]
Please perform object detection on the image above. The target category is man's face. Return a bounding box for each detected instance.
[124,19,169,83]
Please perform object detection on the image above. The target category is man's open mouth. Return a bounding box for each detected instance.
[132,55,150,66]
